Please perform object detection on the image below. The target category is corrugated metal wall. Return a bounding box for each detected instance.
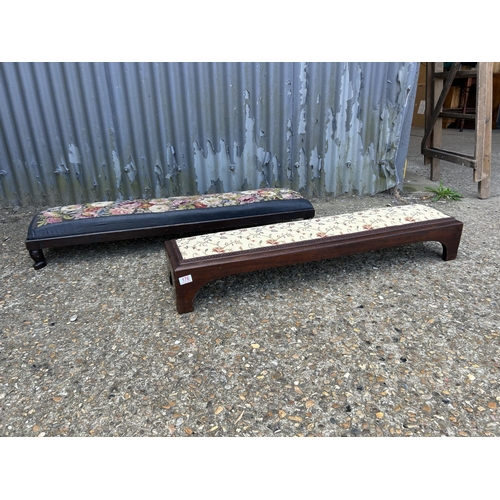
[0,62,418,207]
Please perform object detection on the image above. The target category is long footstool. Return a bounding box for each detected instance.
[164,204,463,314]
[25,188,315,269]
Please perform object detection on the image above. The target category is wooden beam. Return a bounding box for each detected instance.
[422,62,460,151]
[439,111,476,120]
[420,62,493,199]
[475,62,493,199]
[422,147,476,168]
[434,70,478,79]
[424,63,433,166]
[422,63,447,179]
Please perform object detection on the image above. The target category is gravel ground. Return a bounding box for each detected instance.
[1,128,499,438]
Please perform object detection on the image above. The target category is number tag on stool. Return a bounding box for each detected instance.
[179,275,193,285]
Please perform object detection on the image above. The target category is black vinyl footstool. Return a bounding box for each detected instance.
[25,188,315,269]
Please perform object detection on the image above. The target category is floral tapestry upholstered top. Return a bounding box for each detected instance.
[34,189,304,228]
[176,204,451,260]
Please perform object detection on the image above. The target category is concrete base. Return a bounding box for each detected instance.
[402,171,441,194]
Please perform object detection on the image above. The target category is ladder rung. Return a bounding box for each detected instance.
[443,107,475,113]
[434,70,478,79]
[422,147,477,168]
[439,111,476,120]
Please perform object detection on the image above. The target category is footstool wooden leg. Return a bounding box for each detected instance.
[29,249,47,270]
[439,227,463,261]
[173,276,211,314]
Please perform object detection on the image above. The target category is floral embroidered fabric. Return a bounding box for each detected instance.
[176,204,451,260]
[34,189,304,228]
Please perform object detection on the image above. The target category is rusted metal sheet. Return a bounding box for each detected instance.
[0,62,418,207]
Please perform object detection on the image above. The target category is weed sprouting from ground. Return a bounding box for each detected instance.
[425,182,463,201]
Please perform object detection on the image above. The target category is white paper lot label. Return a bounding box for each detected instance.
[179,274,193,285]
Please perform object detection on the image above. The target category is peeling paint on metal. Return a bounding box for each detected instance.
[0,62,418,207]
[286,119,293,142]
[112,151,122,193]
[68,143,81,176]
[298,109,307,135]
[123,159,137,184]
[299,62,308,105]
[309,146,322,180]
[192,101,274,194]
[298,63,308,138]
[296,148,307,190]
[323,107,337,194]
[54,163,69,176]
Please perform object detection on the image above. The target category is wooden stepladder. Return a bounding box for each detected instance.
[421,62,493,199]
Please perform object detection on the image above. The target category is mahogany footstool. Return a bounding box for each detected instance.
[25,188,315,269]
[164,204,463,314]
